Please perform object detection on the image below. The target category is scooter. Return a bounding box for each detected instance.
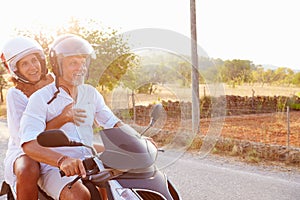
[5,104,180,200]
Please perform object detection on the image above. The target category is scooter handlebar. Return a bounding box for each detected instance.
[60,170,65,177]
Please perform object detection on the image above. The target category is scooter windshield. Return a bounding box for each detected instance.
[99,125,157,170]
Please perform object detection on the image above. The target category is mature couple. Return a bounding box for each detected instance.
[1,34,122,200]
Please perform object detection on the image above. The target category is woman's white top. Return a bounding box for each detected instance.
[4,87,29,186]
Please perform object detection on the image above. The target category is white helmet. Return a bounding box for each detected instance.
[49,33,95,77]
[46,34,95,104]
[0,36,46,82]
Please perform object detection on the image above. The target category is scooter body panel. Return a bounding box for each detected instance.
[115,170,180,200]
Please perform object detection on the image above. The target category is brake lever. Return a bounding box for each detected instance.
[67,176,81,189]
[60,169,99,189]
[158,148,165,152]
[59,169,82,189]
[83,169,124,184]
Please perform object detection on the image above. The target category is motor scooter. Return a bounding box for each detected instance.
[0,104,181,200]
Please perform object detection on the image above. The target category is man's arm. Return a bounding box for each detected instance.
[22,140,62,166]
[22,140,86,178]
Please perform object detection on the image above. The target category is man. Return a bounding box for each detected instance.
[20,34,121,200]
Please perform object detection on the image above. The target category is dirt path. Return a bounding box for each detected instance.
[136,111,300,148]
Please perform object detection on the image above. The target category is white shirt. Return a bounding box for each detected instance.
[4,87,29,186]
[20,82,120,173]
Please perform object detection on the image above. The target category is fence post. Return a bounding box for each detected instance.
[286,106,290,150]
[132,91,136,123]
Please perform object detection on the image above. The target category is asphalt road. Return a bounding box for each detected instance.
[159,152,300,200]
[0,119,299,200]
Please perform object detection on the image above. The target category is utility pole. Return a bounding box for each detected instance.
[190,0,200,134]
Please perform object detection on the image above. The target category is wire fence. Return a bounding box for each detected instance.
[208,108,300,148]
[106,87,300,164]
[113,101,300,149]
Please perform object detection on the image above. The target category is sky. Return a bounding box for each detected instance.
[1,0,299,70]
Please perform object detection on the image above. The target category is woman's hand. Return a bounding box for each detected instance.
[61,103,87,126]
[46,103,87,129]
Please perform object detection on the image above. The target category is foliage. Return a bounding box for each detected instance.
[292,72,300,86]
[0,66,8,102]
[219,59,255,87]
[13,17,138,91]
[176,61,191,87]
[289,103,300,110]
[121,52,182,94]
[287,95,300,110]
[121,62,162,94]
[96,53,139,91]
[57,18,139,90]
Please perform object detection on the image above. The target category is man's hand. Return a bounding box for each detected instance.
[145,136,158,148]
[58,157,86,178]
[113,121,124,128]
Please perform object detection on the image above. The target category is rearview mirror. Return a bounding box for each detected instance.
[141,103,164,136]
[150,103,163,126]
[37,129,71,147]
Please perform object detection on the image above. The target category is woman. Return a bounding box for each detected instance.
[1,36,86,200]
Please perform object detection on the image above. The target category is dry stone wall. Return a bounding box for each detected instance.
[114,95,300,165]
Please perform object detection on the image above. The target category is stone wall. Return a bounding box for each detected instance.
[115,95,300,120]
[115,95,300,165]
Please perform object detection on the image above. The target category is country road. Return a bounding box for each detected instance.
[159,152,300,199]
[0,119,299,200]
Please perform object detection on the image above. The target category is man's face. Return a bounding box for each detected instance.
[61,55,87,86]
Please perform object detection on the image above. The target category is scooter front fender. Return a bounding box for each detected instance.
[115,169,181,200]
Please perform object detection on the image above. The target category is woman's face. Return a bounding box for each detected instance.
[17,54,42,83]
[61,55,87,86]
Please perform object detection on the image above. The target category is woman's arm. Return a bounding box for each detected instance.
[46,103,87,130]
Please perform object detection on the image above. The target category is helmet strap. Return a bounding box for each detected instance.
[14,71,34,85]
[47,77,60,104]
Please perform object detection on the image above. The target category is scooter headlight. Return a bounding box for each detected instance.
[115,188,140,200]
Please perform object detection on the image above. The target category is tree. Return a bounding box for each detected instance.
[199,57,221,83]
[0,66,8,102]
[177,61,191,87]
[263,69,275,85]
[220,59,254,87]
[97,53,139,91]
[252,65,266,86]
[292,72,300,86]
[285,68,295,86]
[272,67,287,85]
